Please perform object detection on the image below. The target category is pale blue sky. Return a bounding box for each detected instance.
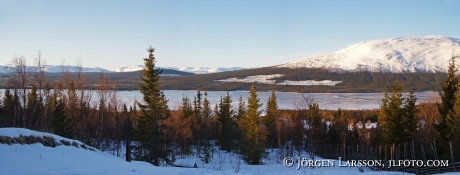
[1,0,459,70]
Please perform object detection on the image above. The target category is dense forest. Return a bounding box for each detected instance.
[0,50,459,170]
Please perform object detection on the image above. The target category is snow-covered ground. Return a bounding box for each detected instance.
[216,74,342,86]
[6,128,457,175]
[278,35,460,73]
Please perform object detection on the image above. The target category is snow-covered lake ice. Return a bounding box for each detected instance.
[116,90,440,110]
[0,89,440,110]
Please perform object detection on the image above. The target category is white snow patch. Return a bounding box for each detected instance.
[277,80,342,86]
[216,74,341,86]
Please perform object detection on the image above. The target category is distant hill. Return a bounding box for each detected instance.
[158,67,447,92]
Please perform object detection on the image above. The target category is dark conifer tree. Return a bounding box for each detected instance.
[378,81,417,145]
[265,91,278,148]
[404,89,418,141]
[26,85,41,130]
[12,89,22,127]
[436,55,460,143]
[198,91,213,163]
[305,103,326,162]
[51,85,75,139]
[1,89,14,127]
[135,46,170,166]
[235,96,246,120]
[241,84,266,165]
[217,91,234,152]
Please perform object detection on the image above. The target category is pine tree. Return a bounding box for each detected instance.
[198,91,213,163]
[192,89,203,146]
[135,46,170,166]
[265,91,278,148]
[403,89,418,141]
[217,91,234,152]
[235,96,246,120]
[241,84,267,165]
[51,84,75,139]
[26,85,41,130]
[194,88,202,118]
[1,89,14,127]
[179,95,194,155]
[436,55,460,143]
[440,54,460,160]
[305,103,326,162]
[378,81,417,145]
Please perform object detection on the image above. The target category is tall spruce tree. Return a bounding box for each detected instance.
[198,91,213,163]
[1,89,14,127]
[51,84,75,139]
[436,55,459,143]
[404,89,418,141]
[26,85,41,130]
[135,46,170,166]
[439,54,460,160]
[217,91,234,152]
[265,91,278,148]
[192,89,203,145]
[235,96,246,120]
[378,81,417,145]
[305,103,326,162]
[241,84,267,165]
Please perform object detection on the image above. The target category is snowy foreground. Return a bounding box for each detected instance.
[0,128,457,175]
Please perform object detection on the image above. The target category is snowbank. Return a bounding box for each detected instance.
[0,128,423,174]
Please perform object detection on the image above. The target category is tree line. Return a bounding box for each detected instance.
[0,49,459,167]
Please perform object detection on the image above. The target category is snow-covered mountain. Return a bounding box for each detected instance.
[0,65,111,73]
[277,35,460,73]
[115,65,245,74]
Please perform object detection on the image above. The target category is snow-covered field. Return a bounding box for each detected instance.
[0,128,434,175]
[215,74,342,86]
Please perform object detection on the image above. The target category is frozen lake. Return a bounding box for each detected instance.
[116,90,440,110]
[0,89,440,110]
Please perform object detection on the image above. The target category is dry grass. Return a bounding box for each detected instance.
[71,141,79,148]
[0,135,93,152]
[0,136,14,145]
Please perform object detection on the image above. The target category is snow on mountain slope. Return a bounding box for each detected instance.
[278,35,460,73]
[114,65,144,72]
[0,65,112,73]
[115,65,245,74]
